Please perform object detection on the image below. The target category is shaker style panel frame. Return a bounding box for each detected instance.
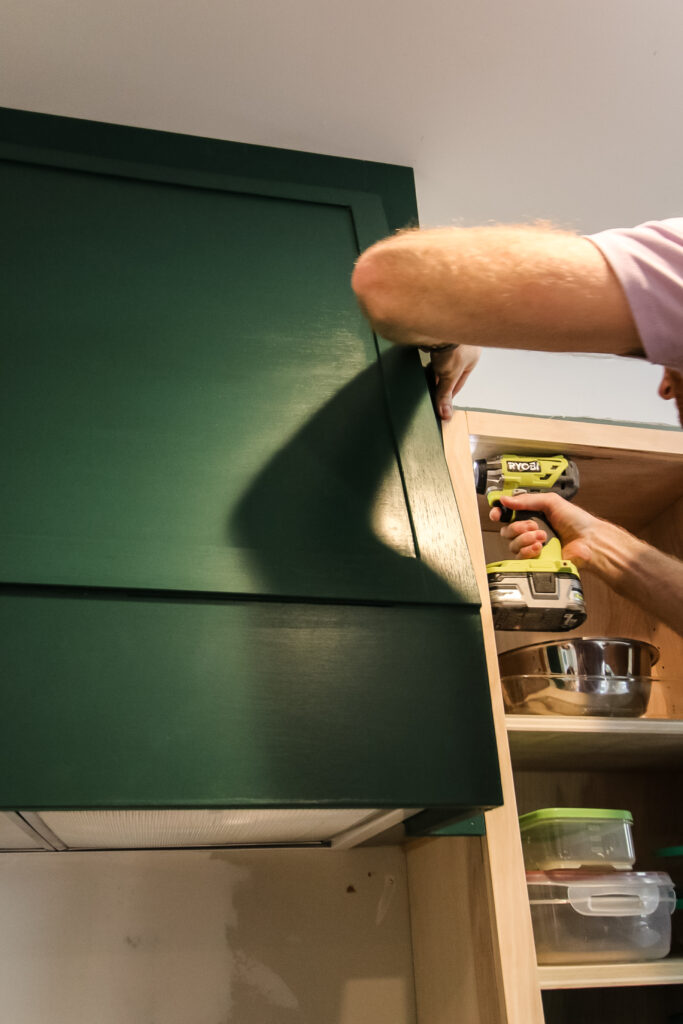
[0,107,478,607]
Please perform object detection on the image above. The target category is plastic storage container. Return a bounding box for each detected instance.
[527,870,675,964]
[519,807,635,870]
[656,845,683,954]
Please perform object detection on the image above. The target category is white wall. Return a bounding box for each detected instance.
[1,0,681,425]
[0,848,415,1024]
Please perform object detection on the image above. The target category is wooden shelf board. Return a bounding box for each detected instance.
[506,716,683,771]
[538,957,683,990]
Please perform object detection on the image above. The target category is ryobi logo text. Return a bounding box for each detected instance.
[505,460,541,473]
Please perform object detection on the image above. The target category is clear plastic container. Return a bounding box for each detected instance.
[519,807,635,870]
[656,846,683,954]
[527,870,675,964]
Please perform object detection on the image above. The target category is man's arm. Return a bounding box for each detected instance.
[351,224,643,358]
[492,492,683,637]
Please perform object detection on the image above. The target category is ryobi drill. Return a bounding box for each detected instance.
[473,454,587,632]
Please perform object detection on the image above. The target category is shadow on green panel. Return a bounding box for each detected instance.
[231,347,463,605]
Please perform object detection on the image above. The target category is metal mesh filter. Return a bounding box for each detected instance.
[37,808,387,849]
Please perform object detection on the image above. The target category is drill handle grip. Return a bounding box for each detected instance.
[512,509,559,543]
[495,505,558,541]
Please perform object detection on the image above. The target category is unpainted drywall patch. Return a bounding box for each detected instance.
[232,949,299,1011]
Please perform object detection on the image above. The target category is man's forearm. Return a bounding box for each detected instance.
[587,521,683,636]
[351,224,643,358]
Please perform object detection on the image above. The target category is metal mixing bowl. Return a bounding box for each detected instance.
[501,673,653,716]
[498,638,660,717]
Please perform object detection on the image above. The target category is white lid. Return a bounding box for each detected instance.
[526,870,672,886]
[527,871,676,918]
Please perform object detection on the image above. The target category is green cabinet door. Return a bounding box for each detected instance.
[1,114,474,605]
[0,109,501,823]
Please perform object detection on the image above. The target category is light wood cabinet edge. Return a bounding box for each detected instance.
[465,410,683,459]
[406,410,544,1024]
[405,834,506,1024]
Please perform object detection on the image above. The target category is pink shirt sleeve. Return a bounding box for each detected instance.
[586,219,683,372]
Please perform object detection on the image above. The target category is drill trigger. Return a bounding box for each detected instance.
[492,500,514,524]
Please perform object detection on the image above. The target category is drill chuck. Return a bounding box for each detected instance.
[473,459,488,495]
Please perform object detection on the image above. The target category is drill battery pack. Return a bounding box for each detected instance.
[486,562,586,632]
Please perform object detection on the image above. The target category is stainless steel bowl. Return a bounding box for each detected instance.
[499,637,659,678]
[501,673,653,717]
[498,638,660,717]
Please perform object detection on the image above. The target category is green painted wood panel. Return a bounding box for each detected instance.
[0,112,478,606]
[1,160,404,599]
[0,109,499,820]
[0,106,419,238]
[0,589,501,813]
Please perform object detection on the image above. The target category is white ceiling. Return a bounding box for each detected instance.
[1,0,680,425]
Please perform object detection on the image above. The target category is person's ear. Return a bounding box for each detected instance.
[659,368,674,400]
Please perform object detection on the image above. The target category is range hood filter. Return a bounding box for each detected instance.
[15,808,407,851]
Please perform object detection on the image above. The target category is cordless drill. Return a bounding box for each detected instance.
[473,454,587,632]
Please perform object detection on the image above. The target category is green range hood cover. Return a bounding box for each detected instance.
[0,108,501,846]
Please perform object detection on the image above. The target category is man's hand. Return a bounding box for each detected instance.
[489,492,600,568]
[428,344,481,420]
[490,491,683,637]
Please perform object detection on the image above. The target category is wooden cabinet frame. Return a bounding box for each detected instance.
[407,409,683,1024]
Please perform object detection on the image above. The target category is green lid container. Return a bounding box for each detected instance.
[656,846,683,859]
[519,808,633,828]
[518,807,635,871]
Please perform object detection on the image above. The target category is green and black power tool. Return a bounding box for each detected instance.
[473,454,587,632]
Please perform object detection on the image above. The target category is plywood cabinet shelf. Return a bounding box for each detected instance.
[538,957,683,990]
[507,715,683,771]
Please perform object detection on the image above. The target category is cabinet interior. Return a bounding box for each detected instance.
[514,767,683,881]
[465,412,683,1023]
[469,414,683,715]
[472,412,683,906]
[542,984,683,1023]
